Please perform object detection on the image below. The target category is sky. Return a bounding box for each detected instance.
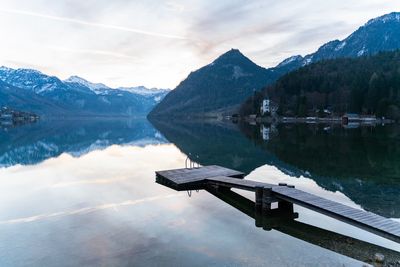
[0,0,398,89]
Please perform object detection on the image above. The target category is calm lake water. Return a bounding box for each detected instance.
[0,119,399,266]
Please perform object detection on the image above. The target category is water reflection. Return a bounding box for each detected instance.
[0,119,166,167]
[0,143,367,266]
[150,119,400,218]
[150,119,287,174]
[0,118,399,265]
[205,186,400,264]
[241,123,400,218]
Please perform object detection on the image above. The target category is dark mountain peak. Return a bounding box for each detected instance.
[213,48,255,66]
[149,48,274,117]
[222,48,243,57]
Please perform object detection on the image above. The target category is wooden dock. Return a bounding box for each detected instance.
[207,187,400,263]
[156,165,244,190]
[156,165,400,243]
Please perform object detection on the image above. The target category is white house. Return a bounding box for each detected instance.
[261,99,270,115]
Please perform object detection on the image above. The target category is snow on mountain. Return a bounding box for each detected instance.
[335,41,347,51]
[0,67,65,94]
[64,76,109,93]
[276,55,303,68]
[65,75,170,99]
[366,12,400,26]
[274,12,400,70]
[117,86,170,96]
[0,68,170,116]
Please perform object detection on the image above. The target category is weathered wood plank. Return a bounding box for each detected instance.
[206,176,273,191]
[272,186,400,243]
[156,165,244,188]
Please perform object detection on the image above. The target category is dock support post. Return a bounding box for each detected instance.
[255,186,263,212]
[262,187,273,214]
[255,210,262,228]
[255,186,264,228]
[262,187,272,214]
[278,200,294,213]
[256,186,274,228]
[262,187,273,230]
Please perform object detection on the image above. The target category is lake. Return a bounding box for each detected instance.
[0,119,399,266]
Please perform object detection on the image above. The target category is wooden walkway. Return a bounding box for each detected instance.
[272,186,400,242]
[156,165,400,243]
[207,187,400,263]
[156,165,244,190]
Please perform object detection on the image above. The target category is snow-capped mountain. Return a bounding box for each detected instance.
[365,12,400,26]
[0,68,170,116]
[64,75,169,102]
[274,12,400,69]
[64,76,109,93]
[0,67,70,95]
[117,86,170,103]
[276,55,303,68]
[117,86,169,97]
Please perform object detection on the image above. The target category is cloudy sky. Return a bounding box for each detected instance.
[0,0,398,89]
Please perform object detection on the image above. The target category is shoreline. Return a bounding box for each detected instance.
[244,116,395,125]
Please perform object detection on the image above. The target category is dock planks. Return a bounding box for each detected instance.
[156,165,244,190]
[272,186,400,243]
[156,165,400,243]
[207,176,273,191]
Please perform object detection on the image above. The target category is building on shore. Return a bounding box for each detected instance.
[0,107,39,125]
[261,99,270,115]
[260,98,278,117]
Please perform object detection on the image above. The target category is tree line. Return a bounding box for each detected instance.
[239,50,400,120]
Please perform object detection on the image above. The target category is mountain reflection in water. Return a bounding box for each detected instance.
[151,119,400,218]
[1,118,400,265]
[3,118,399,219]
[0,119,167,167]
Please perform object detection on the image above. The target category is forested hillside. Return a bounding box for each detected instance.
[240,50,400,120]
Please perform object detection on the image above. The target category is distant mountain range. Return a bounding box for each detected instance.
[64,75,168,100]
[150,12,400,118]
[0,67,170,117]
